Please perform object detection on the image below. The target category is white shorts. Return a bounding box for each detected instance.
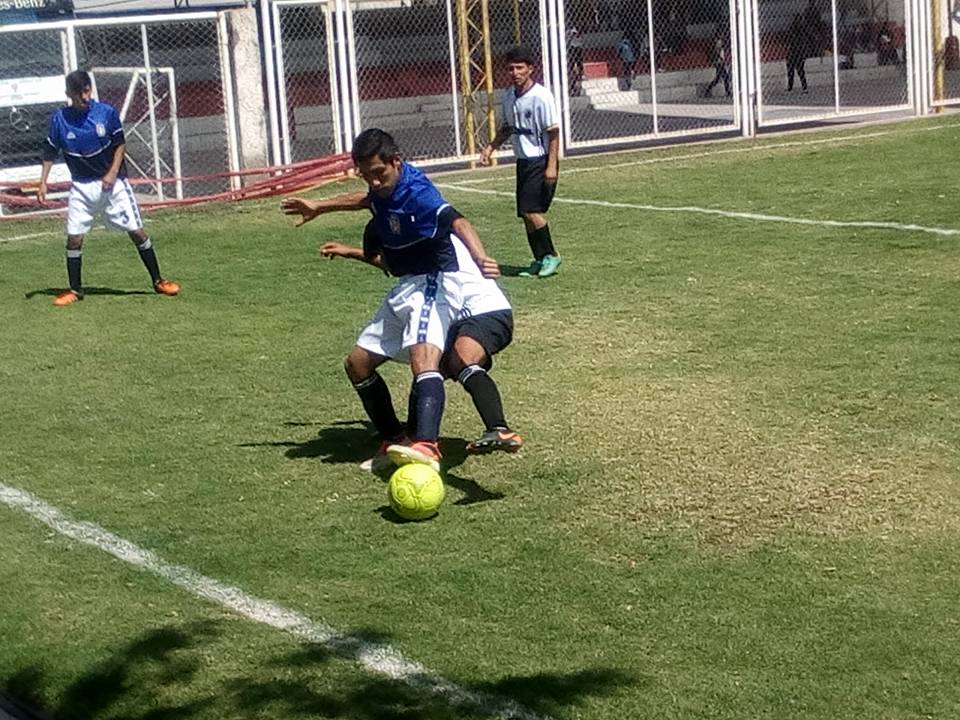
[356,272,459,362]
[66,178,143,236]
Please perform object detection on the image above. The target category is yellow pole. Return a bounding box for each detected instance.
[933,0,945,106]
[455,0,477,161]
[513,0,521,44]
[481,0,497,153]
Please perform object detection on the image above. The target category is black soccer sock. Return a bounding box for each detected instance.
[412,371,445,442]
[136,238,162,283]
[353,373,404,440]
[526,225,557,260]
[459,365,507,431]
[66,249,82,292]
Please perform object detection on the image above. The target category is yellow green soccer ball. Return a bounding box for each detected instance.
[387,464,445,521]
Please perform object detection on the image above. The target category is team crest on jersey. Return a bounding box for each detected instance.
[96,123,106,137]
[388,214,402,234]
[525,109,533,120]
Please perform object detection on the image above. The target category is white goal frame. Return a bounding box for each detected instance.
[91,66,184,201]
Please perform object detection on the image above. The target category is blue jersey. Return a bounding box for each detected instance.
[41,100,127,182]
[365,162,460,277]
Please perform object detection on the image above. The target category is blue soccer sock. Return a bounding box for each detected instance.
[412,371,445,442]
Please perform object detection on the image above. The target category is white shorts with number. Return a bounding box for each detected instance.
[66,178,143,236]
[356,271,463,362]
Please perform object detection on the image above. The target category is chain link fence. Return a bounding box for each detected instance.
[561,0,739,147]
[274,1,338,164]
[1,14,233,216]
[4,0,955,207]
[754,0,910,125]
[926,0,960,105]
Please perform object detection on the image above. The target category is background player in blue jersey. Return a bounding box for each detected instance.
[36,70,180,307]
[480,46,562,279]
[282,129,520,471]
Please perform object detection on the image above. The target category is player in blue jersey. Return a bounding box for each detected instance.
[37,70,180,307]
[281,129,522,471]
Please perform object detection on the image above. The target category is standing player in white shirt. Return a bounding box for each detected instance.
[480,45,562,279]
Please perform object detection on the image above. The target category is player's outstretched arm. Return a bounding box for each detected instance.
[320,242,388,273]
[282,191,369,227]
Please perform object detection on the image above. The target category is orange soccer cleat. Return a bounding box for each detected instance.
[52,290,83,307]
[153,278,181,296]
[466,428,524,455]
[387,440,442,472]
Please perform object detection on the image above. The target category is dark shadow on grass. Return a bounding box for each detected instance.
[24,286,151,299]
[3,619,639,720]
[241,422,473,471]
[498,263,536,277]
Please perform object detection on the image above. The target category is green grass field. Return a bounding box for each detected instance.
[2,116,959,720]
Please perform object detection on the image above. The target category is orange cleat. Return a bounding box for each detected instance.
[52,290,83,307]
[153,278,181,296]
[387,440,442,472]
[360,435,409,473]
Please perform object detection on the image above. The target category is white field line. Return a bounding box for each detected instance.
[0,231,59,244]
[450,120,960,186]
[437,184,960,238]
[0,482,549,720]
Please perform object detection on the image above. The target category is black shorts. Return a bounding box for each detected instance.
[446,309,513,371]
[516,158,556,217]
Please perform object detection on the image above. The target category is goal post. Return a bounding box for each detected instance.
[90,66,183,200]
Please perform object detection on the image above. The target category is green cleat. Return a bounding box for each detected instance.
[537,254,562,278]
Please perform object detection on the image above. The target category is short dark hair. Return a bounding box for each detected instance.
[351,128,400,165]
[505,45,535,66]
[65,70,92,94]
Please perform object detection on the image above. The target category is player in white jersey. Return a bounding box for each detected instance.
[480,45,562,279]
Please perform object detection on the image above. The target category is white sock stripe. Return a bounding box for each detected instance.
[0,482,548,720]
[458,365,485,384]
[137,238,153,251]
[352,374,380,390]
[415,371,444,384]
[65,249,82,258]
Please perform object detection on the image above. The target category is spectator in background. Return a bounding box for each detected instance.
[786,13,812,92]
[567,24,585,95]
[617,34,637,90]
[877,23,899,65]
[704,27,732,97]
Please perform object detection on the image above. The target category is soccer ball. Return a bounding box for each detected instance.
[387,464,445,521]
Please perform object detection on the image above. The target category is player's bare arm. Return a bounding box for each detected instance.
[545,127,560,184]
[281,190,370,226]
[320,242,387,272]
[37,159,54,205]
[451,217,500,279]
[479,125,512,166]
[102,142,126,189]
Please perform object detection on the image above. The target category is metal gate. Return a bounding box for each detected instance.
[751,0,913,127]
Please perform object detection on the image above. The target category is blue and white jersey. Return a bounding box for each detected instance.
[366,162,460,277]
[42,100,127,182]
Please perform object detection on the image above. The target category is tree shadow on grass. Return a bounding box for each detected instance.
[3,619,640,719]
[24,287,151,300]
